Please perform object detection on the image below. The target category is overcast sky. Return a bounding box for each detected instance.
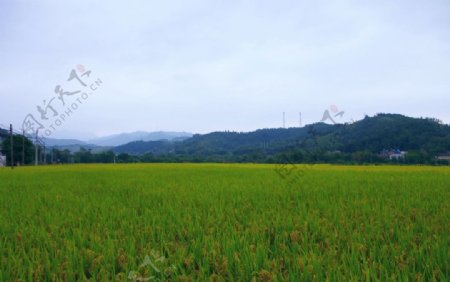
[1,0,449,139]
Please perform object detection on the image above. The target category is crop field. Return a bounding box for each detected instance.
[0,164,448,281]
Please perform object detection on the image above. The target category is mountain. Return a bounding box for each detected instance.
[114,140,175,155]
[43,138,87,147]
[42,131,193,149]
[111,126,324,156]
[111,114,450,163]
[88,131,193,146]
[51,144,111,154]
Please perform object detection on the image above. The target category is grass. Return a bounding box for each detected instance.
[0,164,448,281]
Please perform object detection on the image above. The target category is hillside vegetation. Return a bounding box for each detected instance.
[113,114,450,164]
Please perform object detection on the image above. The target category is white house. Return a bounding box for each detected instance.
[0,154,6,167]
[436,153,450,161]
[380,149,407,160]
[389,151,407,160]
[0,131,5,166]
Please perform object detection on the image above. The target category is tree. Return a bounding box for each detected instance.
[1,135,35,166]
[117,153,131,163]
[94,151,115,163]
[52,149,72,163]
[73,148,93,163]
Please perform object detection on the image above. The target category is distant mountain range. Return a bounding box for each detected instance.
[44,138,88,147]
[44,131,193,151]
[87,131,192,146]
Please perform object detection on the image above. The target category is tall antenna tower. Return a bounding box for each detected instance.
[283,112,286,128]
[299,112,302,127]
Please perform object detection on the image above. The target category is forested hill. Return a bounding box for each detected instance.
[330,114,449,153]
[112,114,450,163]
[113,123,336,156]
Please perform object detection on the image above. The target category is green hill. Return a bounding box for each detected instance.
[111,114,450,164]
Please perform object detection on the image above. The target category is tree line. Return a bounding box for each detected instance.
[2,114,449,166]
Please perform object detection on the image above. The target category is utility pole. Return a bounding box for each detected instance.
[299,112,302,127]
[283,112,286,128]
[9,124,13,169]
[22,129,25,165]
[35,130,39,166]
[42,143,45,164]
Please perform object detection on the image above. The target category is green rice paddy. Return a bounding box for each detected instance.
[0,164,448,281]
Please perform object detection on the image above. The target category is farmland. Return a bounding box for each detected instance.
[0,164,448,281]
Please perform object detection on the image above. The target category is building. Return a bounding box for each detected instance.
[436,153,450,161]
[0,127,7,167]
[380,149,407,160]
[0,155,5,167]
[0,139,4,167]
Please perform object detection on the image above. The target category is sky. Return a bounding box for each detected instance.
[0,0,449,139]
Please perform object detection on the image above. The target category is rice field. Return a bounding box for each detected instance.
[0,164,448,281]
